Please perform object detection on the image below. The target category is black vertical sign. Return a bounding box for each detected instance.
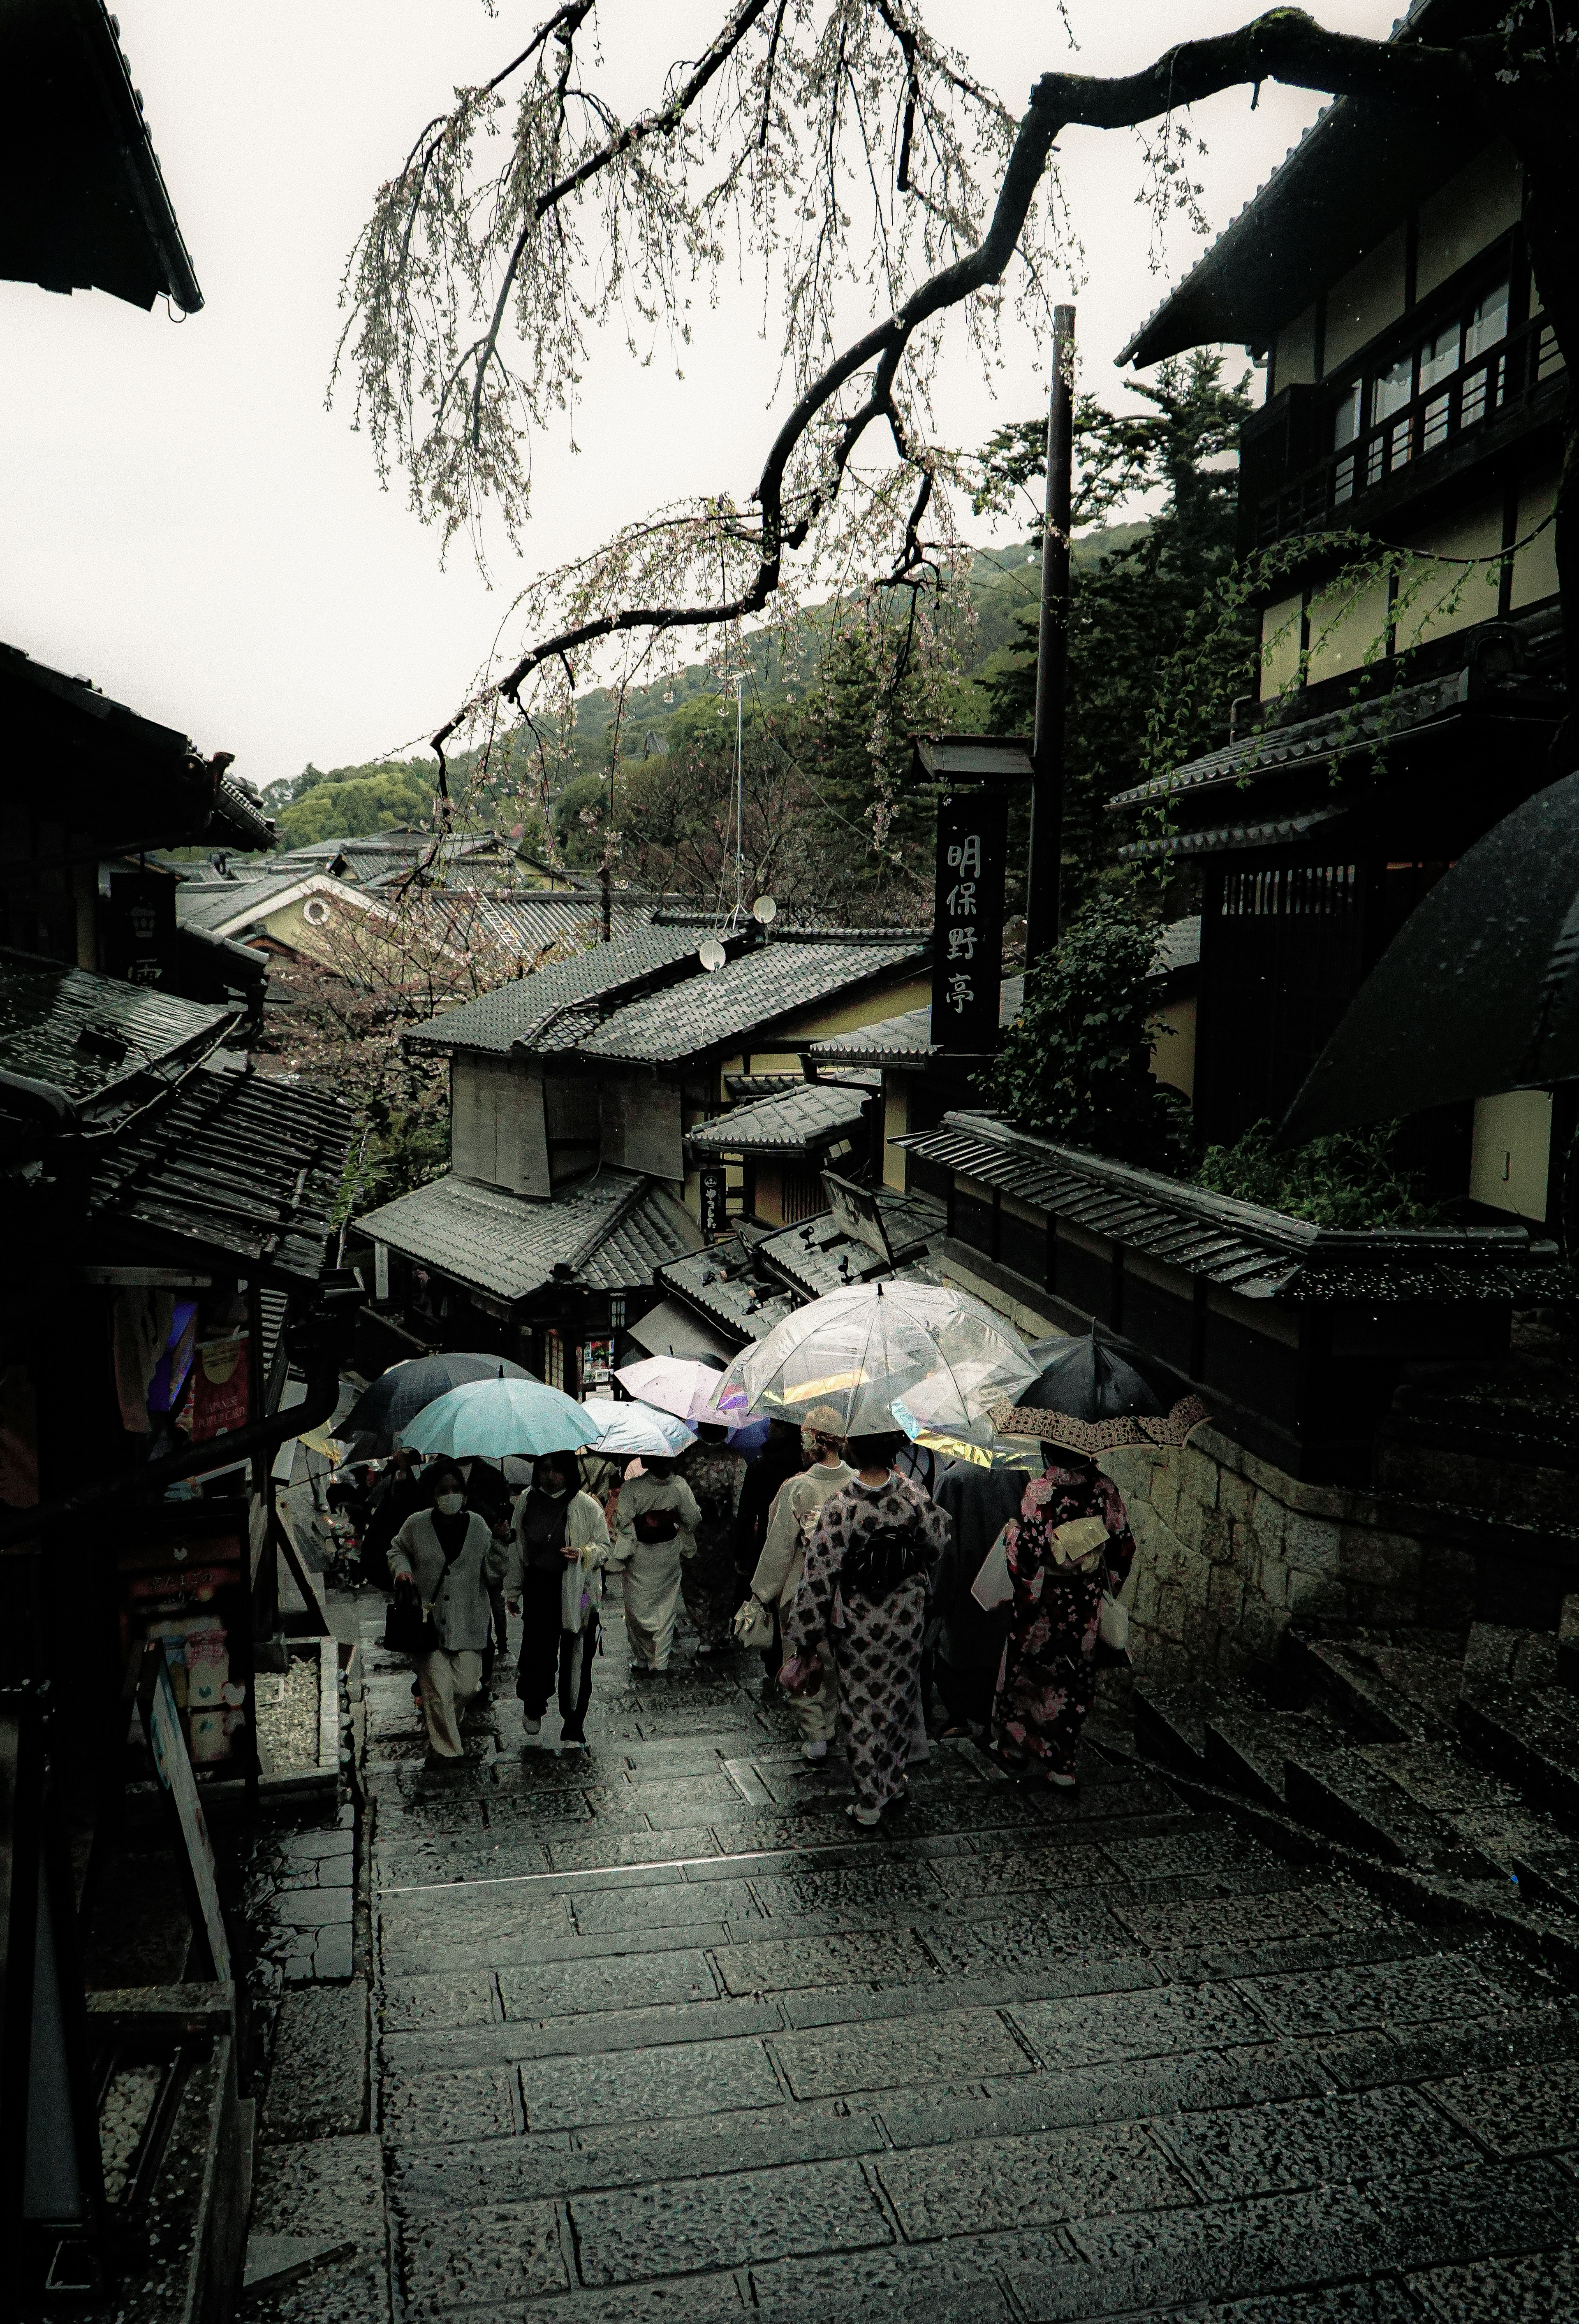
[931,791,1007,1056]
[698,1166,728,1236]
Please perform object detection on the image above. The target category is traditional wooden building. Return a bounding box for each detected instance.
[354,920,931,1387]
[1114,13,1567,1216]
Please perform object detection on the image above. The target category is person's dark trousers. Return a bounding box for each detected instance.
[482,1583,509,1691]
[515,1566,564,1720]
[935,1656,994,1733]
[556,1614,599,1743]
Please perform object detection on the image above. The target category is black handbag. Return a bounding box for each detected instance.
[382,1593,438,1656]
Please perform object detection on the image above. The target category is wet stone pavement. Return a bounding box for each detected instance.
[360,1597,1579,2323]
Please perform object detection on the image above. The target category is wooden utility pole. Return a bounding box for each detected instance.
[1026,303,1075,969]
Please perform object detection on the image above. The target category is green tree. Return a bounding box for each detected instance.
[974,352,1255,907]
[990,891,1188,1171]
[273,766,433,845]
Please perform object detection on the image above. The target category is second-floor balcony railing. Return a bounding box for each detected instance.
[1249,308,1564,551]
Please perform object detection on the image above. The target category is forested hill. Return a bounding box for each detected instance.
[565,524,1146,760]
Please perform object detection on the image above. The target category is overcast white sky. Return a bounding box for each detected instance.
[0,1,1397,789]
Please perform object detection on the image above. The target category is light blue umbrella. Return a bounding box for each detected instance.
[580,1397,695,1459]
[398,1378,589,1459]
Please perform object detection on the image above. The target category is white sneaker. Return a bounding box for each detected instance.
[1045,1767,1077,1788]
[521,1717,541,1737]
[801,1739,828,1762]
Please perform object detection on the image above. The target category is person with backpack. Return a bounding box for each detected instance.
[780,1430,946,1826]
[609,1453,701,1673]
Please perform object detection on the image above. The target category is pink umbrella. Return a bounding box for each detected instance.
[615,1355,734,1424]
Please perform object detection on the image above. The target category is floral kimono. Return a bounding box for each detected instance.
[991,1461,1135,1782]
[784,1471,946,1814]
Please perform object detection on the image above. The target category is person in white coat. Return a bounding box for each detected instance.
[389,1462,508,1760]
[502,1451,610,1749]
[609,1454,700,1672]
[750,1409,851,1759]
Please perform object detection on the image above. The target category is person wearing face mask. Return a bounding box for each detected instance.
[388,1464,509,1760]
[502,1452,611,1749]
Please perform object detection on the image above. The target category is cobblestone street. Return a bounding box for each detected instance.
[277,1593,1579,2324]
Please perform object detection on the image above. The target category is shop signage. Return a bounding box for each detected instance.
[931,790,1008,1057]
[102,872,178,988]
[189,1334,250,1441]
[698,1165,728,1236]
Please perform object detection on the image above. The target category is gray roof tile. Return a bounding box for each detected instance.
[656,1235,799,1347]
[405,925,706,1057]
[689,1079,873,1157]
[581,937,929,1065]
[356,1167,700,1303]
[0,956,232,1114]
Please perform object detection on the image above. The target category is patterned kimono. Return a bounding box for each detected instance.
[991,1461,1135,1781]
[785,1473,946,1815]
[677,1443,746,1649]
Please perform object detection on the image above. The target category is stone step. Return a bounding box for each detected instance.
[1558,1593,1579,1696]
[1130,1684,1211,1781]
[1291,1636,1432,1743]
[1364,1739,1563,1873]
[1457,1682,1579,1822]
[1202,1700,1345,1814]
[1461,1621,1559,1696]
[1282,1746,1455,1869]
[1509,1842,1579,1915]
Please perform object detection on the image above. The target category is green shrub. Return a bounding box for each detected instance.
[988,892,1188,1171]
[1196,1119,1442,1229]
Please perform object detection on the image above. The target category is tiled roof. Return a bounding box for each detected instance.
[1107,671,1481,812]
[210,776,275,852]
[656,1234,799,1348]
[688,1079,873,1158]
[582,937,929,1066]
[356,1167,700,1304]
[1121,810,1350,865]
[1153,917,1202,975]
[806,975,1025,1069]
[84,1063,353,1283]
[453,890,670,957]
[902,1111,1574,1307]
[175,873,308,932]
[0,955,233,1119]
[405,925,707,1056]
[755,1194,941,1300]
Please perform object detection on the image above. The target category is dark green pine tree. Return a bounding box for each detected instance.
[975,351,1256,905]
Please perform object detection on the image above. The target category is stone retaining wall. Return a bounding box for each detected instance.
[1102,1425,1478,1681]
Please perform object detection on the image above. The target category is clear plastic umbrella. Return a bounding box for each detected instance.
[579,1397,696,1459]
[615,1355,727,1422]
[398,1378,589,1459]
[715,1283,1038,1440]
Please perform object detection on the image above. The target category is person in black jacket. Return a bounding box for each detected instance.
[360,1449,429,1593]
[930,1459,1035,1736]
[729,1420,804,1676]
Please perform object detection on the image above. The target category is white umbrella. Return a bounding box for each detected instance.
[615,1355,727,1422]
[715,1282,1038,1440]
[579,1397,695,1459]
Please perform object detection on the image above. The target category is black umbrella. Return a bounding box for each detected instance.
[342,1352,538,1455]
[1279,768,1579,1146]
[990,1329,1209,1458]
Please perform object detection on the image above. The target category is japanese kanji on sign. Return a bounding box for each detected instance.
[931,789,1008,1057]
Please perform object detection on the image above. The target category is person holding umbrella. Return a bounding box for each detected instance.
[984,1335,1202,1787]
[749,1407,852,1759]
[678,1423,746,1656]
[388,1462,509,1761]
[781,1430,945,1826]
[503,1452,610,1749]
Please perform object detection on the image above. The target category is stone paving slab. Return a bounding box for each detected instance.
[387,1994,783,2070]
[519,2029,787,2131]
[361,1599,1579,2319]
[569,2155,891,2286]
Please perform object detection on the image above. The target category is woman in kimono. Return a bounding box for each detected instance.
[388,1462,508,1760]
[677,1424,746,1655]
[782,1432,945,1825]
[750,1408,851,1760]
[502,1452,610,1749]
[991,1445,1135,1787]
[609,1454,701,1672]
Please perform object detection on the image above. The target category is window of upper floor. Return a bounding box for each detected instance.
[1329,271,1520,506]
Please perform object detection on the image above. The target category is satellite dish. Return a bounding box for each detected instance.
[697,938,727,972]
[752,895,777,925]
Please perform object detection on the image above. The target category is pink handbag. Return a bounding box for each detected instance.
[777,1651,823,1698]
